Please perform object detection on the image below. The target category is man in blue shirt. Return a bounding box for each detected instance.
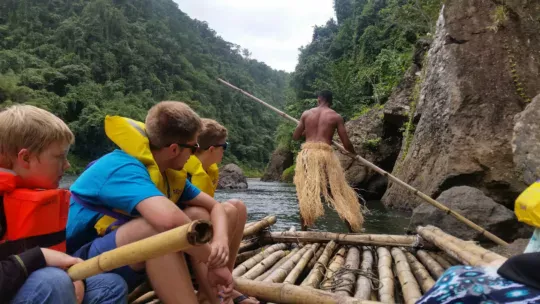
[66,101,243,304]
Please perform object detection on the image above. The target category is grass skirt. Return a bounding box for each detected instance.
[293,142,364,232]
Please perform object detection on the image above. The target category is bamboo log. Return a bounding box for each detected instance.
[233,243,288,277]
[284,243,321,284]
[416,250,445,278]
[321,247,348,290]
[131,291,157,304]
[261,231,424,247]
[308,246,326,269]
[68,220,212,281]
[404,251,435,293]
[235,247,266,266]
[217,78,508,247]
[427,251,452,269]
[335,247,360,297]
[301,241,338,288]
[128,281,152,303]
[391,248,422,304]
[234,277,382,304]
[265,244,313,283]
[377,247,394,304]
[438,252,459,266]
[255,247,301,281]
[243,215,277,237]
[242,250,287,280]
[417,226,485,266]
[239,238,261,253]
[354,247,374,300]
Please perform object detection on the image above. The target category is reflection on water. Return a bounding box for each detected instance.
[61,176,411,234]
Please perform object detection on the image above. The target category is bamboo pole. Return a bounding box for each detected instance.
[416,250,445,278]
[242,250,287,280]
[335,246,360,297]
[255,247,301,281]
[128,281,152,303]
[427,251,452,269]
[131,291,157,304]
[216,78,508,247]
[234,277,383,304]
[321,247,348,290]
[417,226,484,266]
[239,238,260,253]
[284,243,321,284]
[235,246,267,266]
[308,246,326,269]
[260,231,424,248]
[376,247,394,304]
[391,248,422,304]
[404,252,435,293]
[243,215,277,237]
[264,244,313,283]
[233,243,288,277]
[68,220,212,281]
[354,247,374,300]
[438,252,459,266]
[301,241,338,288]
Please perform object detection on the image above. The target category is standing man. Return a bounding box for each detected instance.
[292,90,364,232]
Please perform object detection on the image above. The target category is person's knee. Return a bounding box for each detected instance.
[85,273,128,302]
[31,267,74,299]
[184,206,211,221]
[223,202,238,221]
[228,199,247,218]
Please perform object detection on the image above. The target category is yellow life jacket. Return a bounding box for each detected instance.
[515,181,540,228]
[92,115,187,235]
[184,155,219,197]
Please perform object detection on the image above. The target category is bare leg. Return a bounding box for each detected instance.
[223,200,247,270]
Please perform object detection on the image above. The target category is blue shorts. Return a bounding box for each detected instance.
[72,230,146,291]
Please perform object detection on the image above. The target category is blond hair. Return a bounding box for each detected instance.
[198,118,228,149]
[145,101,202,148]
[0,104,74,167]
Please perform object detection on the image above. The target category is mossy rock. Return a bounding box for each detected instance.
[281,165,295,183]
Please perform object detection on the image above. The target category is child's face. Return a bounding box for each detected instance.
[15,141,71,189]
[209,140,227,165]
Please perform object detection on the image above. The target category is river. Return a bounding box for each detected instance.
[61,177,411,234]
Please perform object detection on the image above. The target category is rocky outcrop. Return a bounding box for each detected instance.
[217,164,248,189]
[382,1,540,211]
[261,147,294,182]
[512,94,540,185]
[410,186,531,242]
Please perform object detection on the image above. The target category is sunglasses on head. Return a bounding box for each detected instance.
[177,142,200,154]
[206,142,228,151]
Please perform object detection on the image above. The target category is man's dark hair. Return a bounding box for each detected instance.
[318,90,333,105]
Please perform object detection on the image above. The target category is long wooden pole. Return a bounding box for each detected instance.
[217,77,508,247]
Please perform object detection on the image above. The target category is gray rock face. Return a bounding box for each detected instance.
[382,1,540,211]
[217,164,248,189]
[512,95,540,185]
[261,147,294,182]
[410,186,531,242]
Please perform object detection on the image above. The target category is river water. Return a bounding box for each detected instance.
[61,177,411,234]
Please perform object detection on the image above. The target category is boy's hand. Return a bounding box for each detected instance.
[41,248,84,269]
[208,240,229,268]
[73,280,85,304]
[208,267,234,300]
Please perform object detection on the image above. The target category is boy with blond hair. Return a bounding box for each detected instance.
[67,101,248,303]
[0,104,127,303]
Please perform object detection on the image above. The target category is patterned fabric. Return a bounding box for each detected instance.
[525,228,540,253]
[417,265,540,304]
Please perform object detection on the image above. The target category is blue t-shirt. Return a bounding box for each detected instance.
[66,149,201,253]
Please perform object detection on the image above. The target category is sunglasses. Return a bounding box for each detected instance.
[206,142,228,151]
[177,142,200,154]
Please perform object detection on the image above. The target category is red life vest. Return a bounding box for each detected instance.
[0,170,69,258]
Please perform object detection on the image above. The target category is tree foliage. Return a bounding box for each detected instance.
[0,0,289,172]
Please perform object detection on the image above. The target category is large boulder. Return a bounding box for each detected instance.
[512,94,540,185]
[410,186,531,242]
[382,0,540,211]
[217,164,248,189]
[261,147,294,182]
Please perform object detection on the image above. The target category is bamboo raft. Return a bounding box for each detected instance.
[128,216,506,304]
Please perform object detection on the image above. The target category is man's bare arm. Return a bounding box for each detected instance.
[292,112,307,141]
[336,115,355,154]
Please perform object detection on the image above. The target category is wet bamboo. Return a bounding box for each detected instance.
[233,243,288,277]
[128,281,152,303]
[376,247,394,304]
[284,243,321,284]
[391,248,422,304]
[265,244,313,283]
[255,247,301,281]
[416,250,445,278]
[131,291,157,304]
[234,277,383,304]
[321,247,348,290]
[242,250,287,280]
[417,226,489,266]
[354,247,374,300]
[301,241,338,288]
[243,215,277,237]
[261,231,424,248]
[68,220,212,281]
[217,78,508,247]
[404,252,435,293]
[427,251,452,269]
[335,246,360,297]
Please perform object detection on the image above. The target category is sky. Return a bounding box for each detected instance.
[174,0,336,72]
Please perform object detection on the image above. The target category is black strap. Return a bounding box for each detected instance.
[0,230,66,260]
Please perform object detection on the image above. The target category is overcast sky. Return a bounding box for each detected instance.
[174,0,335,72]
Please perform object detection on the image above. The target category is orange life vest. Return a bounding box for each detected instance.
[0,170,69,258]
